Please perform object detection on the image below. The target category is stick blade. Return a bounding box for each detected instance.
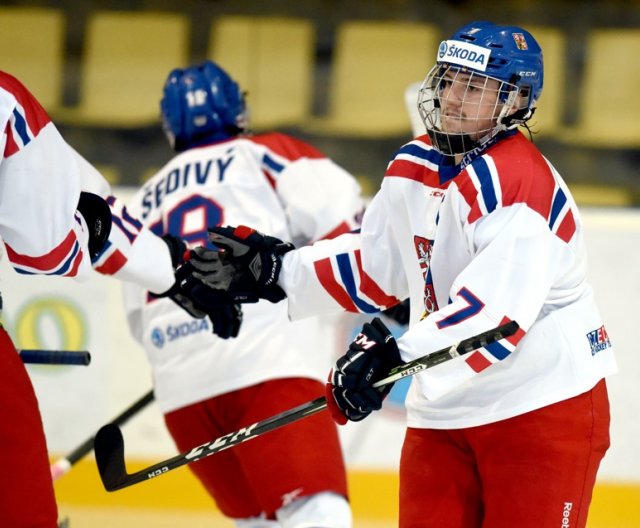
[94,423,128,491]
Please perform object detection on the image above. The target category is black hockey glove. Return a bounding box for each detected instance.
[76,192,112,260]
[156,235,240,338]
[381,298,411,326]
[207,225,295,304]
[326,317,402,425]
[208,303,243,339]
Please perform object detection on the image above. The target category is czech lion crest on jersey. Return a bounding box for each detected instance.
[414,235,439,318]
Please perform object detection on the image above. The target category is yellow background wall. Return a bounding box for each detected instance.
[53,459,640,526]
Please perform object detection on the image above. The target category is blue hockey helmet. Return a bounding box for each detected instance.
[418,21,544,157]
[447,21,544,109]
[161,60,248,152]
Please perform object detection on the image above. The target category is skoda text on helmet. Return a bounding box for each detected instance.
[160,60,248,152]
[417,21,544,157]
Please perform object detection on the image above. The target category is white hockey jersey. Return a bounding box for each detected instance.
[0,71,174,293]
[280,131,618,429]
[122,132,364,413]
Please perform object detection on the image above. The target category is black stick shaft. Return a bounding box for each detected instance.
[19,349,91,365]
[50,390,154,480]
[95,320,519,491]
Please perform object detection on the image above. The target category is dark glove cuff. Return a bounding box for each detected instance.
[382,298,411,326]
[77,192,112,259]
[162,234,189,268]
[258,283,288,303]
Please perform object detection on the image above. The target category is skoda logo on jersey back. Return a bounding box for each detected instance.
[150,319,211,348]
[437,40,491,72]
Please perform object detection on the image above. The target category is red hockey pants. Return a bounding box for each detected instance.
[0,326,58,527]
[399,380,610,528]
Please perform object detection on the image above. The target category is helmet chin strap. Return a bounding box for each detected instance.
[497,89,534,130]
[501,107,535,129]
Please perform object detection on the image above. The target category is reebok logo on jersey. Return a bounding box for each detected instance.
[586,325,611,356]
[438,40,490,71]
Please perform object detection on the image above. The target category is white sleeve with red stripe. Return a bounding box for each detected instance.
[91,195,174,294]
[67,146,173,292]
[280,189,407,320]
[277,156,363,243]
[251,133,364,244]
[0,73,174,293]
[1,76,93,279]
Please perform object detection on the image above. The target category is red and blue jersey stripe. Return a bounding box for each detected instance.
[385,136,457,188]
[313,248,402,313]
[5,225,83,277]
[91,196,142,275]
[1,72,50,158]
[457,134,577,243]
[251,132,326,190]
[1,73,84,277]
[464,316,526,373]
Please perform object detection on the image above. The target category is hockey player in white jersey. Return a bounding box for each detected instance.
[0,70,228,528]
[204,22,617,528]
[122,60,363,528]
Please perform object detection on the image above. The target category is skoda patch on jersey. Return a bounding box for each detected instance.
[151,319,210,348]
[437,40,491,71]
[586,325,612,356]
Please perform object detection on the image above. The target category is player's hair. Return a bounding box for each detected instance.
[418,21,544,157]
[160,60,248,152]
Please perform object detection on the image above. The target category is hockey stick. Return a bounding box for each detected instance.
[95,320,519,491]
[50,389,154,480]
[19,349,91,365]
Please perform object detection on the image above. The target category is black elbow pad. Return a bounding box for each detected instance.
[77,192,112,259]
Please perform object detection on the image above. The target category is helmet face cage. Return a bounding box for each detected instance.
[418,22,544,157]
[418,64,523,157]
